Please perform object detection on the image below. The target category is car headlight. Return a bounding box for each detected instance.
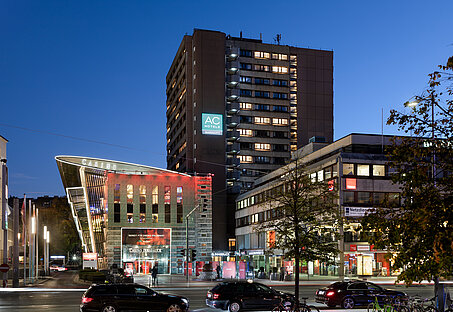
[181,298,189,305]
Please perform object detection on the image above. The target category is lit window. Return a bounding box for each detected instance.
[240,102,252,110]
[272,66,288,74]
[272,118,288,126]
[254,51,270,59]
[357,164,370,176]
[343,164,355,176]
[254,117,271,124]
[373,165,385,176]
[317,170,324,181]
[255,143,271,151]
[271,53,288,60]
[239,129,253,137]
[310,172,317,182]
[239,76,252,83]
[239,155,253,163]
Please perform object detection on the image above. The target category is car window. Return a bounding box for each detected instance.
[256,284,272,293]
[92,286,116,295]
[135,287,150,295]
[244,284,257,294]
[233,284,245,294]
[348,282,367,290]
[116,285,135,295]
[366,283,382,291]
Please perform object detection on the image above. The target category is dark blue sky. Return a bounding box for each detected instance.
[2,0,452,197]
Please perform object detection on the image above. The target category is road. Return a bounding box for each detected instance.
[0,271,436,312]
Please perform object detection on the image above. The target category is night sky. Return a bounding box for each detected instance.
[1,0,452,197]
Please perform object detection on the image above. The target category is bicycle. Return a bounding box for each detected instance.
[367,296,397,312]
[272,297,320,312]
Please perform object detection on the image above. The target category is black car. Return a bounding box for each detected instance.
[80,283,189,312]
[315,280,407,309]
[206,281,294,312]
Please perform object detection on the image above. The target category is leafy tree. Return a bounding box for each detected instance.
[362,58,452,303]
[255,157,339,307]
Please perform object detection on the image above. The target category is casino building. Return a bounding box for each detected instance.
[56,156,212,274]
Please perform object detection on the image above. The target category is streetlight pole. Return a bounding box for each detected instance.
[43,226,47,276]
[185,205,199,282]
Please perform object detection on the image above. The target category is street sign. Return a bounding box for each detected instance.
[0,264,9,273]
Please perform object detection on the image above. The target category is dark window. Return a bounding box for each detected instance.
[255,91,270,98]
[273,157,286,165]
[240,49,252,57]
[240,142,252,150]
[253,64,270,72]
[273,131,287,138]
[273,79,288,86]
[240,116,252,123]
[240,63,252,70]
[240,89,252,96]
[255,156,270,164]
[273,92,288,99]
[344,191,355,204]
[349,282,368,290]
[357,192,371,204]
[273,105,288,112]
[127,204,133,214]
[255,104,269,111]
[177,204,183,223]
[165,204,171,223]
[114,203,121,223]
[254,78,270,85]
[139,204,146,214]
[273,144,288,152]
[255,130,270,137]
[92,286,117,295]
[116,285,136,295]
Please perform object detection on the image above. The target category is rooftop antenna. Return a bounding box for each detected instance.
[240,31,242,39]
[260,33,262,41]
[274,34,281,45]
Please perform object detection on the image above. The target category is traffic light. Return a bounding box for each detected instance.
[191,249,197,262]
[180,249,185,257]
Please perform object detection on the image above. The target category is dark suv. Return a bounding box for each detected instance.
[315,281,407,309]
[80,283,189,312]
[206,281,294,312]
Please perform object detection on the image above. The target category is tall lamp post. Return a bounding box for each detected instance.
[43,226,47,275]
[185,204,199,282]
[404,90,446,312]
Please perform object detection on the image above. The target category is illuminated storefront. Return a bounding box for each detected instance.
[56,156,212,274]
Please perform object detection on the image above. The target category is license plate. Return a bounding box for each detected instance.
[318,290,325,295]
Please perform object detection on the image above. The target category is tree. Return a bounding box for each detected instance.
[255,157,339,307]
[362,58,453,305]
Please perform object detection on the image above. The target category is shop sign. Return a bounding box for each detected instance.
[344,206,373,217]
[357,245,370,251]
[247,249,264,256]
[350,245,357,252]
[83,253,98,269]
[212,251,230,257]
[81,158,117,170]
[202,113,223,135]
[345,178,356,190]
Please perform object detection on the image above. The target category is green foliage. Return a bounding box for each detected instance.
[37,196,81,256]
[255,157,339,303]
[363,58,453,285]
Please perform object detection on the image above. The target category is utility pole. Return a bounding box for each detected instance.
[43,226,47,276]
[28,199,31,283]
[12,198,19,287]
[185,204,199,282]
[35,207,38,281]
[1,159,8,288]
[23,195,26,285]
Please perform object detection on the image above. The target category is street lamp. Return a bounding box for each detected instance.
[43,226,47,275]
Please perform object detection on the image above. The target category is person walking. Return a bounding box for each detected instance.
[216,264,221,280]
[151,265,158,286]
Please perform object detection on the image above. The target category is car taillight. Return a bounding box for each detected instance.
[326,291,336,297]
[213,293,220,299]
[82,297,93,304]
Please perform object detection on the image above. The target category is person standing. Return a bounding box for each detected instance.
[216,264,221,280]
[151,265,158,286]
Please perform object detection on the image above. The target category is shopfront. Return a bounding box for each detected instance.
[122,228,171,274]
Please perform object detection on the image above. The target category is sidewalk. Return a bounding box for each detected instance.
[131,273,424,289]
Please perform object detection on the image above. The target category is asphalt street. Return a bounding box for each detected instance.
[0,271,437,312]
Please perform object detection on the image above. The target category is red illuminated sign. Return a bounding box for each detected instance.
[83,253,98,261]
[350,245,357,252]
[345,178,357,190]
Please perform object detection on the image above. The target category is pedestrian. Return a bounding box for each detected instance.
[279,266,285,281]
[151,265,158,286]
[216,264,221,280]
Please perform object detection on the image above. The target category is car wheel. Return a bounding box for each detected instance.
[228,301,241,312]
[167,304,183,312]
[101,305,118,312]
[342,297,355,309]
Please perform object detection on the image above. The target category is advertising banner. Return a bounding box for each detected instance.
[201,113,223,135]
[222,261,236,279]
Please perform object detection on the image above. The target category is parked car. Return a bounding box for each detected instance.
[80,283,189,312]
[315,280,407,309]
[206,281,294,312]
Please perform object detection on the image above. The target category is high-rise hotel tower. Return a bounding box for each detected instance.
[166,29,333,250]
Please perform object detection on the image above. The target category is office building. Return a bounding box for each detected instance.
[56,156,212,274]
[235,133,401,278]
[166,29,333,250]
